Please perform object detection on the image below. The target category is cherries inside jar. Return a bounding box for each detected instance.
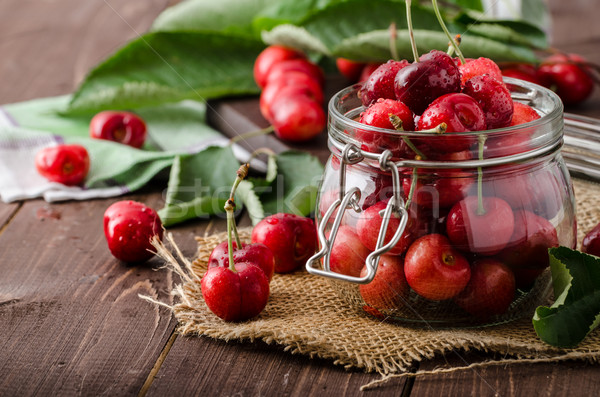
[306,78,576,326]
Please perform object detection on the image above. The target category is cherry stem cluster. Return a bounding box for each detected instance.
[432,0,465,64]
[225,163,250,271]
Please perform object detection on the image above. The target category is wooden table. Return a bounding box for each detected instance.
[1,1,600,396]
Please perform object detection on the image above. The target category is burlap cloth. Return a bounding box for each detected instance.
[146,178,600,387]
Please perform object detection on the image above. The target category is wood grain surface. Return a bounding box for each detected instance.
[1,1,600,396]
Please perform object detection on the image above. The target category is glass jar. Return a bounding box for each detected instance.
[306,78,576,327]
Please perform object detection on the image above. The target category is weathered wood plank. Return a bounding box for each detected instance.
[0,0,173,103]
[0,202,20,232]
[0,193,198,395]
[410,352,600,397]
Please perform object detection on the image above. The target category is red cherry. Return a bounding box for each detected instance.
[89,111,147,148]
[417,93,485,153]
[484,130,531,157]
[359,255,409,310]
[457,57,504,86]
[251,213,318,273]
[537,53,594,105]
[395,50,461,115]
[462,74,513,129]
[446,196,514,255]
[501,63,546,86]
[498,210,559,271]
[265,58,325,87]
[358,62,384,82]
[356,200,414,256]
[259,74,323,121]
[270,93,326,142]
[481,169,536,209]
[359,60,410,107]
[582,223,600,257]
[103,200,163,263]
[403,169,473,209]
[356,98,417,158]
[253,45,305,88]
[404,233,471,301]
[509,102,541,127]
[453,258,515,318]
[329,225,370,277]
[34,144,90,186]
[336,58,367,82]
[201,262,270,321]
[208,241,275,282]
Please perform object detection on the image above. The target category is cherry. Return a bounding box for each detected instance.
[103,200,163,263]
[253,45,305,88]
[453,258,515,318]
[462,74,513,129]
[329,225,370,277]
[336,58,366,82]
[89,111,147,148]
[356,98,418,158]
[509,102,541,126]
[537,53,595,105]
[269,93,326,141]
[582,223,600,256]
[202,165,269,321]
[404,233,471,301]
[417,93,485,153]
[259,75,323,122]
[251,213,318,273]
[358,62,384,82]
[35,144,90,186]
[265,58,325,87]
[359,60,410,107]
[356,200,415,256]
[483,130,531,158]
[394,50,461,115]
[201,261,270,321]
[500,63,546,86]
[208,241,275,282]
[498,210,559,272]
[446,195,514,255]
[402,168,473,209]
[481,169,537,209]
[359,255,409,310]
[456,57,504,86]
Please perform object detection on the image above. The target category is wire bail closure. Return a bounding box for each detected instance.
[306,144,408,284]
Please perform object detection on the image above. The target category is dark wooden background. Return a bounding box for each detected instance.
[1,1,600,396]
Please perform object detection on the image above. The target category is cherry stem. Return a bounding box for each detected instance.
[226,163,250,253]
[249,147,277,162]
[405,167,418,208]
[389,114,428,160]
[229,125,274,145]
[389,22,400,61]
[432,0,465,64]
[225,199,237,272]
[406,0,419,62]
[476,134,487,216]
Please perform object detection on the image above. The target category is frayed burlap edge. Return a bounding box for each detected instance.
[141,178,600,390]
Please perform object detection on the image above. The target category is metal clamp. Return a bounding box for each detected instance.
[305,145,408,284]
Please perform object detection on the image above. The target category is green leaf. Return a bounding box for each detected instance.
[152,0,278,37]
[533,247,600,348]
[66,32,263,115]
[333,29,538,62]
[520,0,550,31]
[158,146,240,227]
[235,180,265,225]
[261,24,331,55]
[455,11,548,49]
[444,0,483,11]
[259,151,323,216]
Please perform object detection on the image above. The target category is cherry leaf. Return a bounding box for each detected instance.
[533,247,600,348]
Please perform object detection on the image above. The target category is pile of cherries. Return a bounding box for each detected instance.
[323,48,572,321]
[254,45,326,142]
